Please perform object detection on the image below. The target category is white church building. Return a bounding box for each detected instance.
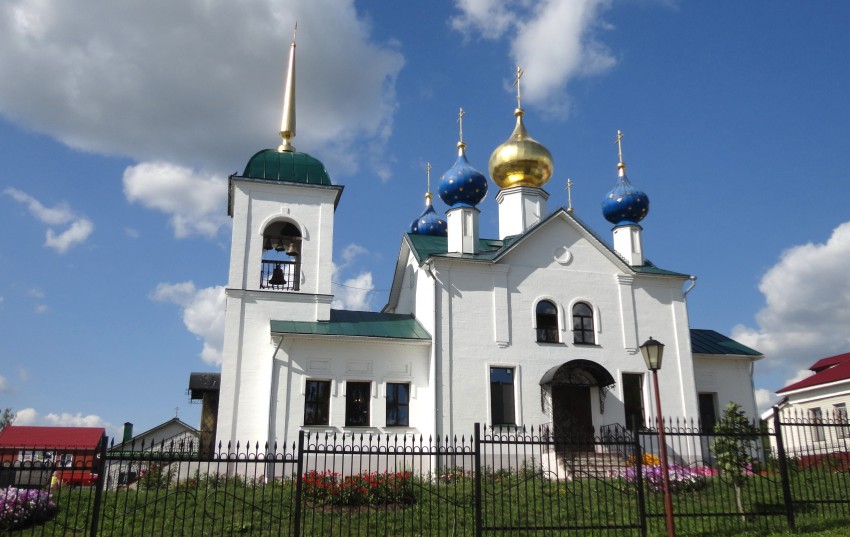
[215,38,762,449]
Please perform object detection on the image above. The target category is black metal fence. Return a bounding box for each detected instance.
[3,411,850,536]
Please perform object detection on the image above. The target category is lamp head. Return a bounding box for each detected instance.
[640,337,665,371]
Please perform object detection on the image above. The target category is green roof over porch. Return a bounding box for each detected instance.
[271,310,431,340]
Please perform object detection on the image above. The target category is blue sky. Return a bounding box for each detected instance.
[2,0,849,438]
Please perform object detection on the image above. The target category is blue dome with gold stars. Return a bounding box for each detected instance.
[602,164,649,226]
[438,143,488,208]
[409,200,447,236]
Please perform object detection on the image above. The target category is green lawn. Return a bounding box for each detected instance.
[12,468,850,536]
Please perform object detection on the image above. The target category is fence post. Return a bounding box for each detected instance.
[474,422,482,537]
[633,426,647,537]
[88,434,108,537]
[772,407,796,530]
[293,430,305,537]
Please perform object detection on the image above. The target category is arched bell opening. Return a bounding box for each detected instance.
[260,221,302,291]
[540,360,615,448]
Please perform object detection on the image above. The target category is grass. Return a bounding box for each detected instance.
[11,466,850,536]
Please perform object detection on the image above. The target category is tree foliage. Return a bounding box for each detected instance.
[0,408,14,432]
[711,402,759,520]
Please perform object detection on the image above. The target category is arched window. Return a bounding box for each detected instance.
[572,302,594,345]
[536,300,559,343]
[260,221,302,291]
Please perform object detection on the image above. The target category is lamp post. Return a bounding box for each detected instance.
[640,337,675,537]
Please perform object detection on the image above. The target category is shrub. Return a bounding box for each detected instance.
[0,487,57,530]
[301,470,415,507]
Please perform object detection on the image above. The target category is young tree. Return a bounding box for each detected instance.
[712,402,759,522]
[0,408,15,431]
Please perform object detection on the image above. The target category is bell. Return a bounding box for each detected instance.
[269,265,286,287]
[274,239,286,252]
[286,242,300,256]
[262,237,272,250]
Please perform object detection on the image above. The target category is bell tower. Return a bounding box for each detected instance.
[217,27,343,447]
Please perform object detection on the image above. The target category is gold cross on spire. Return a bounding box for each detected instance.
[565,178,574,214]
[457,107,465,143]
[615,130,624,164]
[292,21,297,43]
[514,66,524,109]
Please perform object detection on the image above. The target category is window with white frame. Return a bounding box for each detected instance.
[345,381,371,427]
[304,380,331,426]
[810,407,825,442]
[535,300,559,343]
[386,383,410,427]
[835,403,849,439]
[490,367,516,426]
[572,302,595,344]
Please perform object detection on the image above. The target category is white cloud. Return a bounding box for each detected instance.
[45,217,94,253]
[151,282,225,365]
[15,407,112,430]
[755,388,779,414]
[4,188,94,252]
[451,0,615,115]
[332,272,374,311]
[123,162,229,239]
[733,221,850,389]
[340,244,369,267]
[28,288,44,298]
[124,228,140,239]
[0,376,6,392]
[0,0,404,179]
[34,304,48,314]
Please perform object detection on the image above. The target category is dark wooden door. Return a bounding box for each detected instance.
[553,386,594,446]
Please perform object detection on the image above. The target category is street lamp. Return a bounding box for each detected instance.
[640,337,675,537]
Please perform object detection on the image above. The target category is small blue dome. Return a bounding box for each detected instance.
[602,167,649,226]
[438,147,488,208]
[410,204,447,236]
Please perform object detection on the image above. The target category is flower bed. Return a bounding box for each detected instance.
[0,487,58,530]
[623,464,712,493]
[301,470,415,507]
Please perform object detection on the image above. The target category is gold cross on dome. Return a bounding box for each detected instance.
[426,162,432,193]
[457,107,465,143]
[514,66,524,109]
[565,178,574,213]
[615,130,624,164]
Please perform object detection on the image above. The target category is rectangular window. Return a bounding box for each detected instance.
[345,381,371,427]
[810,407,825,442]
[835,403,849,439]
[698,393,718,434]
[490,367,516,426]
[386,383,410,427]
[304,380,331,426]
[622,373,645,430]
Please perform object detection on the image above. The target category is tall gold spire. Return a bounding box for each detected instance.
[278,24,297,152]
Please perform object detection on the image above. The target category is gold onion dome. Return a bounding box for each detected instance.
[488,108,554,189]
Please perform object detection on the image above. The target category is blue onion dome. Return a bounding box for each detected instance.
[602,162,650,226]
[438,142,489,207]
[409,193,448,236]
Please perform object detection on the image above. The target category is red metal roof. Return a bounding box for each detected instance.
[0,426,104,450]
[777,352,850,394]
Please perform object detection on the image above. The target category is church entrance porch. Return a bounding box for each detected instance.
[540,360,617,478]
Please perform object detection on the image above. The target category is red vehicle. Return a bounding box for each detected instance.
[53,469,98,487]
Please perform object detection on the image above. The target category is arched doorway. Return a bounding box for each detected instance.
[540,360,615,446]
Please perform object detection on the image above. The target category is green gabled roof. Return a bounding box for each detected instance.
[271,310,431,340]
[404,207,688,277]
[690,329,762,357]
